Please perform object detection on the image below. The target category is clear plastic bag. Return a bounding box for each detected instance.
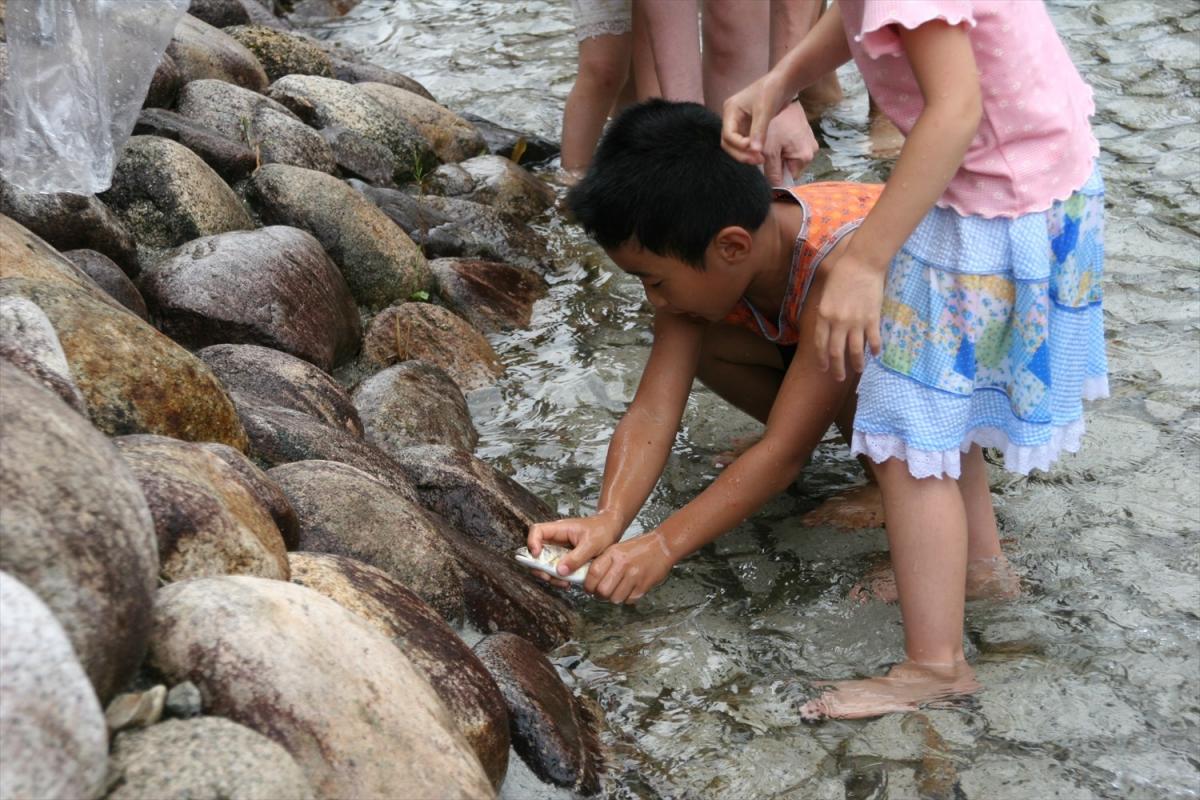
[0,0,189,195]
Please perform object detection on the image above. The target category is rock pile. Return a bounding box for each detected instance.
[0,3,598,797]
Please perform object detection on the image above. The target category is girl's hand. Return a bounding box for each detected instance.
[584,530,674,604]
[527,512,623,589]
[761,101,818,185]
[721,73,792,166]
[814,251,885,382]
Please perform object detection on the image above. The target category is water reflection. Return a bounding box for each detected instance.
[306,2,1199,797]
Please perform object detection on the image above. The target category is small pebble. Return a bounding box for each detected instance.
[165,681,203,719]
[105,685,166,733]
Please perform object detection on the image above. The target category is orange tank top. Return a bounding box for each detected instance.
[722,182,883,345]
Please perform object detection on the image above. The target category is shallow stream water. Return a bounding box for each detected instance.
[305,2,1199,797]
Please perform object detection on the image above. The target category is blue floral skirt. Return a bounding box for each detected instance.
[852,164,1107,479]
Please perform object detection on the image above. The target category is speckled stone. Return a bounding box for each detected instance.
[352,360,478,456]
[224,24,334,81]
[356,82,486,163]
[167,13,269,91]
[362,302,502,391]
[0,295,86,411]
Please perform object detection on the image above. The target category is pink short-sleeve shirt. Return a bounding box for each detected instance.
[839,0,1098,218]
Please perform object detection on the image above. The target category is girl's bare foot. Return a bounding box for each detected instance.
[868,108,904,159]
[799,660,980,722]
[850,554,1021,604]
[800,483,885,529]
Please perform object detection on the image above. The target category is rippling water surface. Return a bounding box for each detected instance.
[305,3,1200,797]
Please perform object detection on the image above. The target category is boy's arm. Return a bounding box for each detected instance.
[585,287,852,603]
[527,311,703,578]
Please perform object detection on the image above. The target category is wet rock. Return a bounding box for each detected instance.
[353,360,478,455]
[63,249,150,320]
[331,55,435,100]
[149,576,493,799]
[0,179,139,274]
[321,127,397,185]
[957,755,1096,800]
[102,136,253,251]
[225,24,334,81]
[430,258,547,332]
[199,343,362,435]
[106,717,315,800]
[239,0,292,29]
[475,632,602,794]
[115,435,290,582]
[188,0,253,27]
[436,518,575,651]
[392,444,555,554]
[289,552,510,787]
[357,82,486,163]
[105,685,167,733]
[133,108,258,182]
[0,295,86,411]
[0,572,107,800]
[290,0,362,20]
[144,53,183,109]
[251,164,430,308]
[267,74,437,178]
[176,79,336,173]
[199,441,302,549]
[350,181,550,268]
[164,682,204,719]
[0,365,158,702]
[167,13,269,91]
[441,154,556,220]
[363,302,502,390]
[427,162,476,196]
[269,460,463,620]
[463,113,560,165]
[141,227,360,371]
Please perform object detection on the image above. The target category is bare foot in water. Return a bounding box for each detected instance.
[798,74,844,121]
[868,103,905,160]
[850,554,1022,604]
[799,661,980,721]
[714,435,761,468]
[800,483,885,529]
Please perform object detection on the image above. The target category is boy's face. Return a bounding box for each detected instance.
[607,234,752,322]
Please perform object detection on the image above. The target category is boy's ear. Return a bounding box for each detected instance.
[712,226,754,265]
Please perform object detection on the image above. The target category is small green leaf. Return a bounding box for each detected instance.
[409,290,431,302]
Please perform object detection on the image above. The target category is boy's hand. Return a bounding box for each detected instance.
[584,530,674,605]
[814,251,886,382]
[527,512,623,589]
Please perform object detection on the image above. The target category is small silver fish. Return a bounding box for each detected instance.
[514,544,589,586]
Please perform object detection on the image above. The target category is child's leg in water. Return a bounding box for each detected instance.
[800,457,980,721]
[799,397,885,528]
[560,31,633,179]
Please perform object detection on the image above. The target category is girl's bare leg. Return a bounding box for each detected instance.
[638,0,703,103]
[632,1,662,100]
[771,0,842,113]
[958,445,1020,598]
[701,0,770,113]
[561,32,634,176]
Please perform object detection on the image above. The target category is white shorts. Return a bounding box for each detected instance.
[570,0,632,41]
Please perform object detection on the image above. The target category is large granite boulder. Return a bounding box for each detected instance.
[430,258,547,332]
[199,343,363,436]
[141,227,361,371]
[356,82,486,164]
[167,13,269,91]
[353,360,478,456]
[0,179,139,274]
[200,441,302,550]
[224,24,335,81]
[251,164,430,308]
[330,55,434,100]
[116,435,290,582]
[176,79,336,173]
[321,126,398,186]
[438,154,555,220]
[133,108,258,182]
[289,552,510,787]
[0,365,159,702]
[363,302,502,391]
[475,632,603,794]
[269,460,464,621]
[0,295,86,411]
[101,136,253,251]
[0,572,108,800]
[107,717,315,800]
[63,249,150,321]
[149,576,493,799]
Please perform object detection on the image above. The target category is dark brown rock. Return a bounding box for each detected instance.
[463,113,560,165]
[144,53,183,109]
[141,227,360,371]
[475,632,603,794]
[116,435,290,582]
[363,302,502,391]
[353,360,478,456]
[224,24,334,81]
[0,365,158,703]
[148,576,493,799]
[430,258,547,332]
[268,460,464,621]
[133,109,258,182]
[331,55,435,101]
[200,442,301,549]
[289,552,510,787]
[167,13,269,91]
[63,249,150,320]
[0,296,86,412]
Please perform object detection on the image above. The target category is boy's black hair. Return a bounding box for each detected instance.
[566,99,772,269]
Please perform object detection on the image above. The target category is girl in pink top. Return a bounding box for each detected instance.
[722,1,1106,720]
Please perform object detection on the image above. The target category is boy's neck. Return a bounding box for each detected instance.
[742,198,807,317]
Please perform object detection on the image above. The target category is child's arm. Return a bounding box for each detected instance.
[722,1,852,165]
[526,310,703,582]
[815,21,981,381]
[583,281,855,604]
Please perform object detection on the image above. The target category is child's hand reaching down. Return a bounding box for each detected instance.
[583,531,674,605]
[526,512,623,589]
